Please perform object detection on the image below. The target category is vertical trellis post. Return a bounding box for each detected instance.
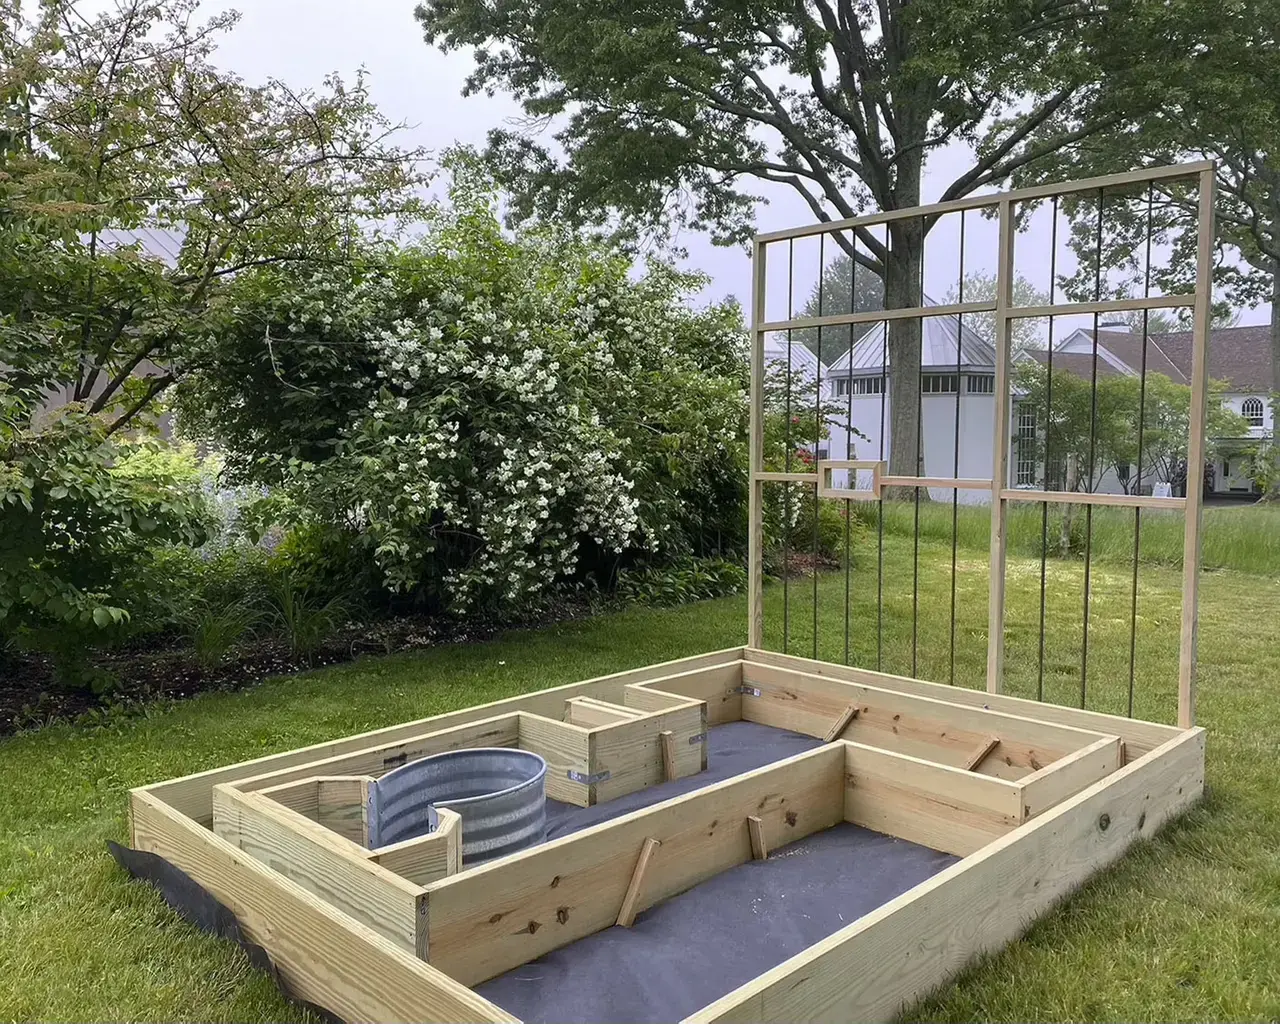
[748,239,767,650]
[985,199,1016,694]
[1178,168,1215,728]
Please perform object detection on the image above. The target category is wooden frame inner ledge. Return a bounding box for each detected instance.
[129,646,1203,1023]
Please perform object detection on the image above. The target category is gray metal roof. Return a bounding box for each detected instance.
[825,296,996,375]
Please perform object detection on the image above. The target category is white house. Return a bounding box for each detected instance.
[799,312,1273,501]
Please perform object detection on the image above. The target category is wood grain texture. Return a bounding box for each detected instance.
[232,714,524,798]
[368,807,462,885]
[987,198,1015,696]
[517,712,592,806]
[591,704,705,803]
[422,744,846,986]
[129,791,515,1023]
[746,815,768,860]
[1179,167,1214,729]
[1001,488,1185,509]
[142,646,745,825]
[1018,735,1122,819]
[632,662,742,725]
[962,736,1001,772]
[212,785,425,955]
[564,696,646,728]
[741,661,1110,780]
[745,649,1180,758]
[616,837,662,927]
[661,730,677,782]
[317,777,371,845]
[823,704,859,742]
[689,727,1205,1023]
[842,742,1024,856]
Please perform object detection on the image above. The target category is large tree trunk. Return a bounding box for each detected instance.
[883,161,925,501]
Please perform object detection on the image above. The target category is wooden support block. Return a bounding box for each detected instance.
[824,704,860,742]
[962,736,1001,772]
[660,730,677,782]
[747,815,768,861]
[616,837,662,928]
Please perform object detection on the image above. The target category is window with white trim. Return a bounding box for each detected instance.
[1242,396,1265,428]
[921,373,958,394]
[1015,405,1038,487]
[966,374,995,394]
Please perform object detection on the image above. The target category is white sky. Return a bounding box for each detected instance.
[207,0,1268,330]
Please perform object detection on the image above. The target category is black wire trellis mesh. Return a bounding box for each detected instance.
[748,163,1214,729]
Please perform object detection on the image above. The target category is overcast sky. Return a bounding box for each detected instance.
[206,0,1267,331]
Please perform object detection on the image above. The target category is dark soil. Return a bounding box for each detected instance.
[0,597,601,738]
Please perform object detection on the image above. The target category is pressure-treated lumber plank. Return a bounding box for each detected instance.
[258,777,321,818]
[143,646,745,824]
[212,784,426,955]
[754,160,1210,242]
[590,702,705,804]
[1019,735,1123,819]
[962,736,1001,772]
[616,837,662,927]
[231,714,524,798]
[1001,488,1185,509]
[746,648,1181,758]
[688,727,1205,1023]
[842,742,1024,856]
[317,777,371,844]
[661,730,677,782]
[633,661,742,725]
[564,696,646,728]
[740,660,1110,780]
[746,815,768,860]
[824,704,859,742]
[987,197,1015,695]
[423,744,846,986]
[747,237,766,649]
[129,791,515,1024]
[368,807,462,885]
[517,712,592,806]
[1179,167,1214,729]
[623,683,706,714]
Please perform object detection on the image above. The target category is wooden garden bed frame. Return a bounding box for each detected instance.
[126,161,1212,1022]
[129,647,1204,1023]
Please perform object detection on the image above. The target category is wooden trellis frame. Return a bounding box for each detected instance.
[124,165,1211,1023]
[746,160,1214,729]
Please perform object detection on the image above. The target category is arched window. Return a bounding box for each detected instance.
[1242,397,1265,428]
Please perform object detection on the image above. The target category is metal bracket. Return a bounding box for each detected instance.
[567,769,611,785]
[688,732,708,745]
[735,685,761,697]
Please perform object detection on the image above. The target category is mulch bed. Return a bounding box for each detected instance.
[0,598,599,739]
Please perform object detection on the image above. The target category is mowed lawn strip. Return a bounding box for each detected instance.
[2,533,1278,1021]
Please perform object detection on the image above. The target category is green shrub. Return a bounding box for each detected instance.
[186,600,264,669]
[616,557,747,606]
[266,571,347,664]
[178,164,748,615]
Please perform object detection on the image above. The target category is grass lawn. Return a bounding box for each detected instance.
[2,531,1279,1021]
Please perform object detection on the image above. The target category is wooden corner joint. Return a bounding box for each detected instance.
[616,837,662,928]
[824,704,860,743]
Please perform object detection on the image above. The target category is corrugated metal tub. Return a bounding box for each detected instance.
[366,748,548,866]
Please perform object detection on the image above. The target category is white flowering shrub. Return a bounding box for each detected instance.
[182,171,747,612]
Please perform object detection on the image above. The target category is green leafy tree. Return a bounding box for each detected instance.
[944,272,1049,352]
[0,0,425,641]
[1013,364,1246,494]
[415,0,1198,479]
